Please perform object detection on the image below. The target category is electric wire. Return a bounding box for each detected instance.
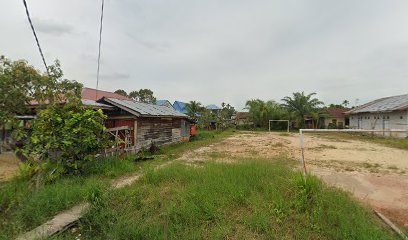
[22,0,50,76]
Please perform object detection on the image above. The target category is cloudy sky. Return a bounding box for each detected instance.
[1,0,408,110]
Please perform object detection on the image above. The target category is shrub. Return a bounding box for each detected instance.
[17,103,111,181]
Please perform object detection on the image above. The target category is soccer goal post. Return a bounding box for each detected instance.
[269,120,290,133]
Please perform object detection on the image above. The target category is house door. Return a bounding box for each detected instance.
[358,119,362,129]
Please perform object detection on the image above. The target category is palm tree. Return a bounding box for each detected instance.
[281,92,323,128]
[342,100,350,108]
[245,99,285,128]
[186,101,202,121]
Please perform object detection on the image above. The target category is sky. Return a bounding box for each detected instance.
[1,0,408,110]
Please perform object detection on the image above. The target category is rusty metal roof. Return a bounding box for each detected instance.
[102,98,188,118]
[347,94,408,114]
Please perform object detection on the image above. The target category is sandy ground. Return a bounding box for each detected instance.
[0,152,20,181]
[181,131,408,229]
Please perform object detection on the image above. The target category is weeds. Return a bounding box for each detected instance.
[0,129,235,239]
[63,159,396,239]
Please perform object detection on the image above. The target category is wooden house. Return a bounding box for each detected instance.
[99,97,192,152]
[18,88,192,153]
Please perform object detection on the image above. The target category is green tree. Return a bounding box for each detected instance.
[0,56,82,126]
[114,89,128,97]
[19,103,110,182]
[342,100,350,108]
[186,101,203,122]
[245,99,288,129]
[281,92,323,128]
[128,89,156,103]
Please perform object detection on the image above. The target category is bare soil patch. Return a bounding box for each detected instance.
[180,131,408,229]
[0,152,20,181]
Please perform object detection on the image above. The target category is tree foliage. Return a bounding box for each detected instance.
[114,89,128,97]
[0,56,82,126]
[281,92,323,128]
[245,99,288,129]
[128,89,156,103]
[186,101,203,122]
[18,103,110,181]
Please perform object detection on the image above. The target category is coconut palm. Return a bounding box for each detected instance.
[281,92,323,128]
[186,101,203,121]
[245,99,286,128]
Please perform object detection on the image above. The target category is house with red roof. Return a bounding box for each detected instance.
[323,108,350,129]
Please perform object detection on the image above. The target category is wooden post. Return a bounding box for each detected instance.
[134,119,138,148]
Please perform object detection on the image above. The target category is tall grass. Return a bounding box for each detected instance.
[67,159,396,239]
[0,129,234,239]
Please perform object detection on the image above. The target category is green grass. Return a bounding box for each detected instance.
[0,129,235,239]
[0,156,138,239]
[313,132,408,150]
[55,158,396,240]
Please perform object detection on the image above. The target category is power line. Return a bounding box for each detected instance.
[95,0,105,99]
[22,0,50,76]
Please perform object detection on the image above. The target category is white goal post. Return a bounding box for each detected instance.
[298,128,408,182]
[269,120,290,133]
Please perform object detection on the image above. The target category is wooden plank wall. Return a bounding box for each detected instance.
[135,117,185,150]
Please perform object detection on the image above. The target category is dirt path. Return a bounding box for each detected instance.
[0,152,20,181]
[181,131,408,229]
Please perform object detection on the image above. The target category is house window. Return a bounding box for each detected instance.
[387,116,390,119]
[368,117,370,119]
[401,116,404,119]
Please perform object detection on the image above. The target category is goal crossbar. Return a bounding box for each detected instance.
[269,120,290,133]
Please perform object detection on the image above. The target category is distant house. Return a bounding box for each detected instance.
[235,112,250,125]
[156,100,175,109]
[206,104,221,112]
[323,108,350,128]
[347,94,408,137]
[99,98,192,151]
[173,101,188,114]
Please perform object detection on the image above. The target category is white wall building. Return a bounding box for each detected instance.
[347,94,408,138]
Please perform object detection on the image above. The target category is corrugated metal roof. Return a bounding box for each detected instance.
[206,104,221,110]
[173,101,188,114]
[104,98,188,117]
[156,100,169,105]
[81,99,114,109]
[348,94,408,114]
[326,108,350,118]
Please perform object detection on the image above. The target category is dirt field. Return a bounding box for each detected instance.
[0,152,20,181]
[180,131,408,229]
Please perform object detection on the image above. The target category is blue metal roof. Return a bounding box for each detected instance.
[173,101,188,114]
[206,104,221,110]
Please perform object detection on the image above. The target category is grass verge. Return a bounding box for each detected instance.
[55,158,396,240]
[0,129,235,239]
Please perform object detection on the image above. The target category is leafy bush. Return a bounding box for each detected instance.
[18,103,111,181]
